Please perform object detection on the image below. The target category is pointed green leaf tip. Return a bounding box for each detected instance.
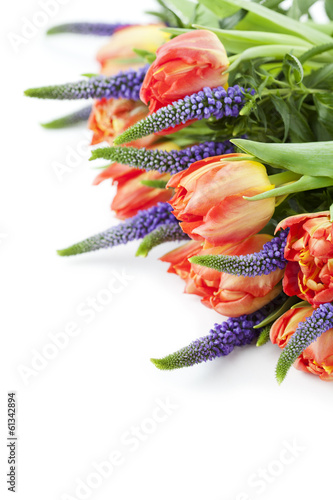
[150,357,174,370]
[189,254,222,271]
[140,180,168,189]
[135,223,188,258]
[41,105,92,129]
[256,325,271,347]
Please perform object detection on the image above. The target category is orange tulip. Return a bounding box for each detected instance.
[93,141,178,219]
[161,234,283,316]
[88,97,157,148]
[97,24,168,76]
[277,212,333,306]
[168,153,275,247]
[140,30,229,113]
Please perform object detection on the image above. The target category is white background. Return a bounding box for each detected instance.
[1,1,332,499]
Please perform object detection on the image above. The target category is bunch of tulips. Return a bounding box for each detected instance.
[25,0,333,383]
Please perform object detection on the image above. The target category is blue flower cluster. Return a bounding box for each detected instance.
[57,203,176,256]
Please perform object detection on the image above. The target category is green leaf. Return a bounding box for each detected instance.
[299,42,333,64]
[197,0,332,44]
[254,296,300,330]
[325,0,333,20]
[271,95,290,142]
[218,8,247,29]
[193,26,311,54]
[232,138,333,177]
[193,3,220,28]
[303,62,333,89]
[244,175,333,201]
[283,53,304,83]
[132,48,156,63]
[291,301,311,309]
[286,98,314,143]
[314,94,333,136]
[227,44,310,73]
[162,0,197,25]
[288,0,317,20]
[305,20,333,36]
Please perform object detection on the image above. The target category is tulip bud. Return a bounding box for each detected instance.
[168,153,275,247]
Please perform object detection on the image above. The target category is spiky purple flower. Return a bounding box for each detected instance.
[57,203,176,256]
[90,140,235,175]
[47,22,131,36]
[24,65,149,101]
[151,294,286,370]
[42,105,92,129]
[114,85,254,145]
[276,302,333,383]
[136,223,189,257]
[189,230,288,276]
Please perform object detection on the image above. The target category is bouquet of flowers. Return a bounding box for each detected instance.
[25,0,333,383]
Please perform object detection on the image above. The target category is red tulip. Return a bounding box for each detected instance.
[93,141,177,219]
[161,234,283,316]
[93,163,171,219]
[167,154,275,247]
[140,30,229,135]
[140,30,229,112]
[271,307,333,381]
[277,212,333,305]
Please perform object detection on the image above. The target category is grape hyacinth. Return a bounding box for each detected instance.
[114,85,254,145]
[136,223,189,257]
[24,65,149,101]
[42,105,92,129]
[151,294,286,370]
[47,23,131,36]
[276,303,333,384]
[189,230,289,276]
[57,203,176,256]
[90,141,235,175]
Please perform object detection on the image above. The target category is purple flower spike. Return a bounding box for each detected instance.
[90,140,235,175]
[114,85,254,145]
[57,203,176,256]
[47,22,131,36]
[24,65,149,101]
[151,294,286,370]
[190,230,289,276]
[276,303,333,383]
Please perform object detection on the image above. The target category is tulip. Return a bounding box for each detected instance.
[97,24,168,76]
[271,307,333,381]
[167,153,275,247]
[93,141,178,219]
[140,30,229,113]
[89,97,157,148]
[276,212,333,305]
[161,234,284,316]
